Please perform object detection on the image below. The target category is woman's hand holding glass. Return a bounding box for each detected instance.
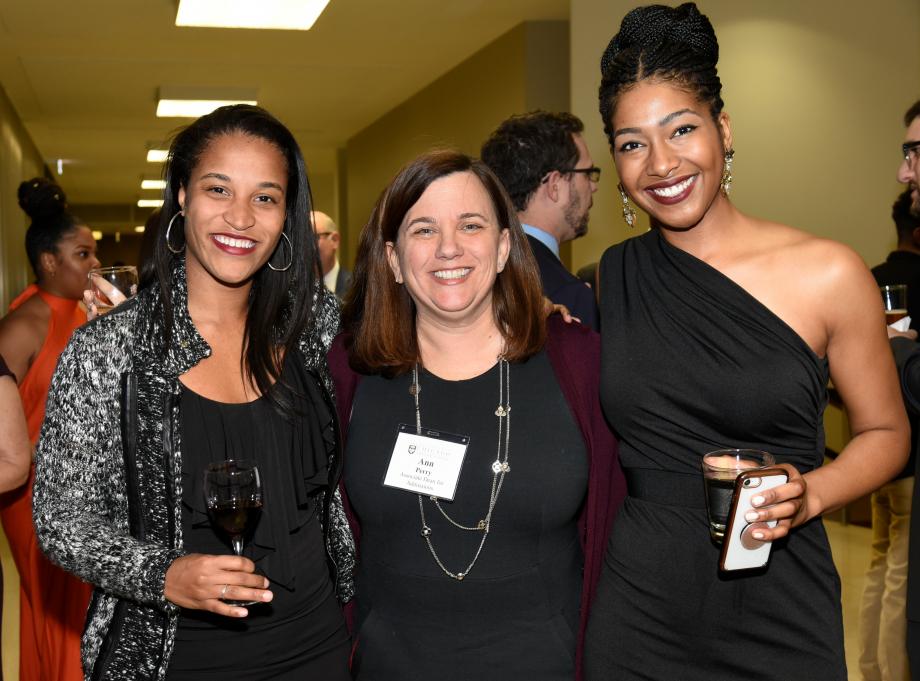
[84,265,137,319]
[164,553,272,618]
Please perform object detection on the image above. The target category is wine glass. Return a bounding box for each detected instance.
[203,459,263,606]
[88,265,139,314]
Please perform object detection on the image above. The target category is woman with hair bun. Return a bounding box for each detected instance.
[585,4,908,679]
[0,177,98,681]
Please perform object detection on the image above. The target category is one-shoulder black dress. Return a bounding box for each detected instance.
[584,230,846,680]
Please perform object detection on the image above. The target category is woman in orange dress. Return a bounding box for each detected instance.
[0,178,99,681]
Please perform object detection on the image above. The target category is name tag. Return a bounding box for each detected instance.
[383,423,470,501]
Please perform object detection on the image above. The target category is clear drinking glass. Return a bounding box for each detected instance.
[88,265,138,314]
[880,284,908,325]
[203,460,263,606]
[701,449,774,543]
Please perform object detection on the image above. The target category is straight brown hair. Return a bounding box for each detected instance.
[341,150,546,376]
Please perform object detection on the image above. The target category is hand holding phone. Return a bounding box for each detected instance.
[719,467,789,572]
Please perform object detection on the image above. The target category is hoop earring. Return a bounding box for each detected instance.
[165,211,185,254]
[267,232,293,272]
[721,149,735,195]
[618,183,637,227]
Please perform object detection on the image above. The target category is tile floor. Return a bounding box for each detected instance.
[825,518,874,681]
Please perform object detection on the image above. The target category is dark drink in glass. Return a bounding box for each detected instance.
[204,460,263,605]
[886,309,908,325]
[210,499,263,542]
[881,285,908,327]
[701,449,774,543]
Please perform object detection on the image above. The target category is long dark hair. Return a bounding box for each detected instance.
[153,104,320,412]
[341,150,546,376]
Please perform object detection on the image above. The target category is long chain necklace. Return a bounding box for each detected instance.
[411,358,511,581]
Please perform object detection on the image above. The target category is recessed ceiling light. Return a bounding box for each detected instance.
[176,0,330,30]
[138,199,164,208]
[146,149,169,163]
[135,226,146,233]
[91,230,104,241]
[141,180,166,190]
[156,86,258,118]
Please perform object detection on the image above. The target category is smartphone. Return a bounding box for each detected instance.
[719,467,789,572]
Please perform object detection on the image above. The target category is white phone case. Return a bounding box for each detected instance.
[719,468,788,572]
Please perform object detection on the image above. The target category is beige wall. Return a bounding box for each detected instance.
[308,171,336,225]
[0,85,46,310]
[342,21,570,267]
[571,0,920,271]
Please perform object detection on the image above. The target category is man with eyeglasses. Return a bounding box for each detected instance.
[482,111,600,330]
[901,101,920,218]
[880,98,920,681]
[312,210,352,300]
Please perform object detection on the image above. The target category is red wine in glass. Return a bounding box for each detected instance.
[204,459,263,606]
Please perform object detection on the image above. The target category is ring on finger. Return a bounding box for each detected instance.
[219,584,229,599]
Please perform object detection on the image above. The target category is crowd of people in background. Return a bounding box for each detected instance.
[0,2,917,680]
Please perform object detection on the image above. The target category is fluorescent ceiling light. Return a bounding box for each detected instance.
[138,199,164,208]
[91,230,103,241]
[176,0,330,30]
[147,149,169,162]
[141,179,166,190]
[135,226,146,233]
[157,98,257,117]
[156,86,258,118]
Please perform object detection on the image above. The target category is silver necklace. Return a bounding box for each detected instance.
[411,358,511,581]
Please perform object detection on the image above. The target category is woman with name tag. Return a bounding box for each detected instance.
[32,105,354,679]
[329,150,623,681]
[583,4,909,680]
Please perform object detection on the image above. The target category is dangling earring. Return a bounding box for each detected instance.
[165,211,185,254]
[721,150,735,195]
[267,232,293,272]
[618,183,637,227]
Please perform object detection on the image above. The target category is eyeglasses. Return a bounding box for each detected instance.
[562,166,602,183]
[903,141,920,164]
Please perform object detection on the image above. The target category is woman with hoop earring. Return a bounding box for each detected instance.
[32,105,354,680]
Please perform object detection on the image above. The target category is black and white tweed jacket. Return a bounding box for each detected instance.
[32,263,355,680]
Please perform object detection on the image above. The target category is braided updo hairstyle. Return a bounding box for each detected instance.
[17,177,83,279]
[599,2,724,152]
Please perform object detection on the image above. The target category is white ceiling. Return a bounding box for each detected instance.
[0,0,568,206]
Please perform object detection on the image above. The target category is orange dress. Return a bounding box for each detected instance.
[1,285,92,681]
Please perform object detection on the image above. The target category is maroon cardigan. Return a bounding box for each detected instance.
[328,316,626,680]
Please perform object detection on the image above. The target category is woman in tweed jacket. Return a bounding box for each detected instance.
[32,105,355,680]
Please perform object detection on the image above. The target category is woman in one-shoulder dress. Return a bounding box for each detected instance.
[584,4,909,681]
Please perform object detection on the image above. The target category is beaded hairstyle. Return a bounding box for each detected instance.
[598,2,724,153]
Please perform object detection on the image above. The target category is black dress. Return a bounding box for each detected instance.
[344,352,588,681]
[584,230,846,680]
[166,353,350,680]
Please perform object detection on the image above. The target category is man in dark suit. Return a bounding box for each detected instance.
[861,190,920,681]
[313,210,352,300]
[482,111,599,329]
[886,98,920,681]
